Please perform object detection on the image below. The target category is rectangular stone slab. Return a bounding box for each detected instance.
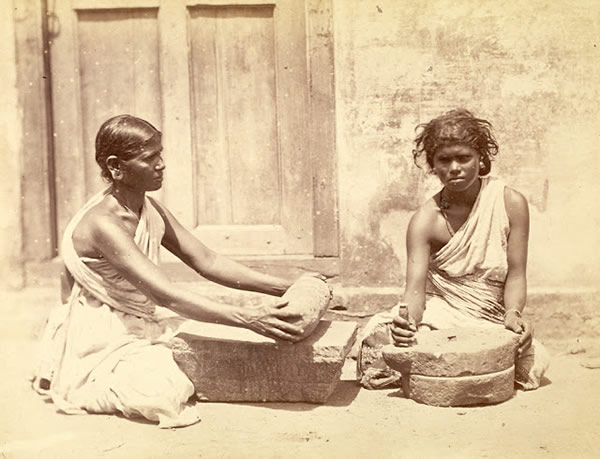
[171,320,357,403]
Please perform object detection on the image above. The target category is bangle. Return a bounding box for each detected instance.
[504,308,521,319]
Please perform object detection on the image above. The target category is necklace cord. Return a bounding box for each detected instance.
[439,188,455,237]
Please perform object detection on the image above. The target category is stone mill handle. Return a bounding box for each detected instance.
[397,302,409,321]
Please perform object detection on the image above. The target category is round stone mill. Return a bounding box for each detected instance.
[382,327,520,406]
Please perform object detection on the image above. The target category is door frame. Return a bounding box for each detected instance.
[20,0,338,283]
[305,0,338,258]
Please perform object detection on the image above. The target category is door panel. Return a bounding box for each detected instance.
[184,2,313,255]
[51,1,164,238]
[189,6,280,226]
[77,8,162,197]
[50,0,319,257]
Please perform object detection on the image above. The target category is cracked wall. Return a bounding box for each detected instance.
[334,0,600,288]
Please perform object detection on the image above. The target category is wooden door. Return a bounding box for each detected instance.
[50,0,333,258]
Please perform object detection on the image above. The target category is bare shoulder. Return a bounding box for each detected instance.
[147,196,172,221]
[503,186,529,223]
[147,197,182,235]
[72,196,137,257]
[504,186,529,228]
[408,198,439,236]
[146,196,199,255]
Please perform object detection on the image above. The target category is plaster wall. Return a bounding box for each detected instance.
[0,1,24,289]
[334,0,600,289]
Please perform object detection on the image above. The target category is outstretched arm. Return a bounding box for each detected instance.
[88,214,302,341]
[503,187,533,354]
[150,199,292,296]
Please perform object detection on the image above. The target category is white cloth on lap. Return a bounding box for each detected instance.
[33,188,199,428]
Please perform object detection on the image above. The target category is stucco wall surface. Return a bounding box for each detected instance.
[0,2,24,289]
[334,0,600,288]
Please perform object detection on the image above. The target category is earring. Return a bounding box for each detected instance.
[479,161,485,169]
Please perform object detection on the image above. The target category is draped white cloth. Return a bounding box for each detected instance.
[424,176,508,326]
[358,177,550,390]
[32,188,200,428]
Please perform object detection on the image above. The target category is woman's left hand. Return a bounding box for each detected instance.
[504,311,533,356]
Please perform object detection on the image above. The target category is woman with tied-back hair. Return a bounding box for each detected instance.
[358,109,550,390]
[32,114,326,427]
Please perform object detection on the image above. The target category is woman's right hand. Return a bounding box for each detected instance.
[391,314,417,347]
[504,310,533,356]
[240,300,304,342]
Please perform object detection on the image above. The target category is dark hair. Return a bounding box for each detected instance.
[95,114,161,182]
[412,109,498,175]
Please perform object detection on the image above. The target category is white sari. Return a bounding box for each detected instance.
[358,177,550,390]
[32,189,199,428]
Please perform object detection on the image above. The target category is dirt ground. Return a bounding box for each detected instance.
[1,287,599,459]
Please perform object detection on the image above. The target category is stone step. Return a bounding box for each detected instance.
[402,366,516,407]
[382,327,519,377]
[171,320,357,404]
[22,260,600,341]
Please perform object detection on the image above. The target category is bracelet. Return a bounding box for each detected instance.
[503,308,522,319]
